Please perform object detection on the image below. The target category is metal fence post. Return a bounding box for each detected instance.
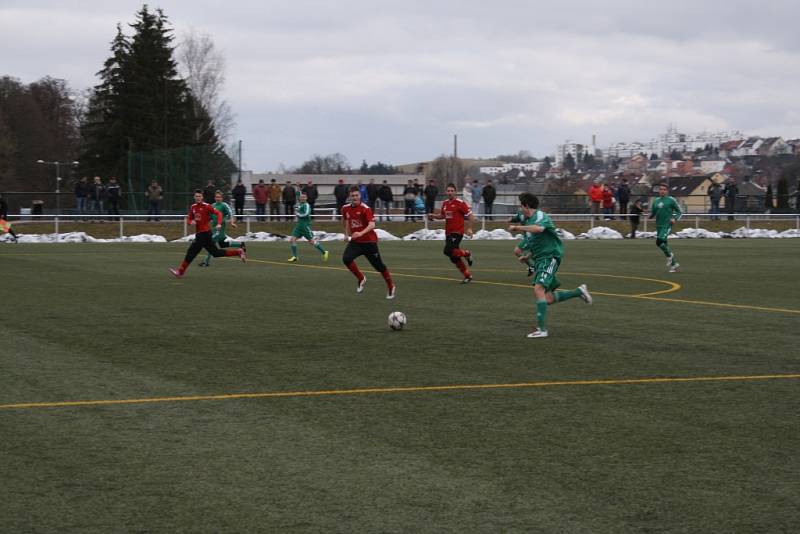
[481,214,486,231]
[183,217,187,237]
[246,215,251,235]
[54,215,59,242]
[119,216,124,238]
[695,216,699,229]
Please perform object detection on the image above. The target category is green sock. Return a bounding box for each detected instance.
[536,299,548,331]
[290,243,298,257]
[314,243,326,254]
[553,288,581,303]
[659,242,672,257]
[229,241,242,247]
[204,253,212,265]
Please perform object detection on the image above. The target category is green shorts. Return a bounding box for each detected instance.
[656,225,672,241]
[532,256,562,291]
[292,225,314,240]
[212,227,227,242]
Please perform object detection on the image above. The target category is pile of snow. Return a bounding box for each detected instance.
[777,229,800,238]
[472,228,516,240]
[4,232,167,243]
[556,228,576,240]
[374,229,400,241]
[403,229,446,241]
[577,226,624,240]
[673,228,723,239]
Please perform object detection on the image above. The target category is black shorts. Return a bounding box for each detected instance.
[443,233,463,258]
[343,240,387,272]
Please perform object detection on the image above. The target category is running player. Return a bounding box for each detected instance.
[508,193,592,339]
[170,190,245,277]
[199,190,246,267]
[650,182,682,272]
[341,186,396,299]
[0,218,18,242]
[288,192,329,262]
[428,183,474,283]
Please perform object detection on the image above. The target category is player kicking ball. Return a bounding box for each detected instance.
[650,182,682,272]
[170,190,245,278]
[199,190,246,267]
[508,193,592,339]
[427,183,474,283]
[288,192,329,263]
[341,186,396,299]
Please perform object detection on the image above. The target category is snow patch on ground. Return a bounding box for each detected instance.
[472,229,516,240]
[4,232,167,243]
[403,229,446,241]
[577,226,624,240]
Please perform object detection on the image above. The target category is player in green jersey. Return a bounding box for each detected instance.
[199,190,246,267]
[288,192,329,262]
[649,183,682,272]
[508,193,592,339]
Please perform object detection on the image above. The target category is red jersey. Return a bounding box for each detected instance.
[342,202,378,243]
[440,198,472,235]
[187,202,222,233]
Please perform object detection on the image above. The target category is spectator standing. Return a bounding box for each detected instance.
[232,179,247,216]
[0,193,8,219]
[402,180,416,221]
[602,183,615,219]
[470,180,482,214]
[629,198,644,238]
[268,179,282,218]
[423,179,439,215]
[366,178,379,209]
[334,178,349,214]
[482,179,496,216]
[588,180,603,218]
[202,180,216,204]
[252,179,269,221]
[303,180,319,214]
[283,180,296,216]
[707,181,723,220]
[146,180,163,221]
[616,178,630,219]
[106,177,121,219]
[88,176,106,217]
[462,181,472,205]
[378,180,393,221]
[74,176,88,216]
[723,178,738,221]
[357,180,369,206]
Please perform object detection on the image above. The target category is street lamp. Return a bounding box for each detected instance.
[36,159,79,235]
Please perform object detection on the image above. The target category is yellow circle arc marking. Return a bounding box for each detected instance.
[1,374,799,411]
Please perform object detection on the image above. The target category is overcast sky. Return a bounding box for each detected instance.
[2,0,799,171]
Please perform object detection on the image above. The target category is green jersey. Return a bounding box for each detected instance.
[650,195,682,228]
[295,202,312,228]
[521,210,563,258]
[210,201,232,240]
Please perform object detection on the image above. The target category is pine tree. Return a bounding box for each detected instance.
[79,5,233,194]
[764,183,774,211]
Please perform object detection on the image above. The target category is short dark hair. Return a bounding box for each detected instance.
[194,189,202,195]
[659,182,668,188]
[519,192,539,209]
[446,183,456,189]
[214,190,222,195]
[348,186,360,193]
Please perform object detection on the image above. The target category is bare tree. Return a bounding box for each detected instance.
[178,28,235,143]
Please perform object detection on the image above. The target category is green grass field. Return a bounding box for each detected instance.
[1,239,799,532]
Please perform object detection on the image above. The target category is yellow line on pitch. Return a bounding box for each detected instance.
[1,374,798,411]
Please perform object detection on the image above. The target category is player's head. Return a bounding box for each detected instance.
[658,183,668,196]
[519,193,539,210]
[348,186,361,205]
[446,183,457,199]
[214,190,223,202]
[299,192,307,203]
[193,190,203,203]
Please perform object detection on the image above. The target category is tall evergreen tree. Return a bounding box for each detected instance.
[79,5,233,195]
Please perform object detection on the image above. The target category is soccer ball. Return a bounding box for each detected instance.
[388,311,407,331]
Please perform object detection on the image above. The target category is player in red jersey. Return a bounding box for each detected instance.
[428,183,474,283]
[170,190,245,277]
[341,186,396,299]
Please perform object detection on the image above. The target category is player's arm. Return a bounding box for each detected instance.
[186,206,196,225]
[342,211,351,239]
[510,223,546,234]
[672,200,682,222]
[226,204,237,227]
[465,209,474,237]
[210,206,223,229]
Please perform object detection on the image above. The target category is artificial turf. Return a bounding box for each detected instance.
[1,239,798,532]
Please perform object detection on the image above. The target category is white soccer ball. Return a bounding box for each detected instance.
[388,311,407,331]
